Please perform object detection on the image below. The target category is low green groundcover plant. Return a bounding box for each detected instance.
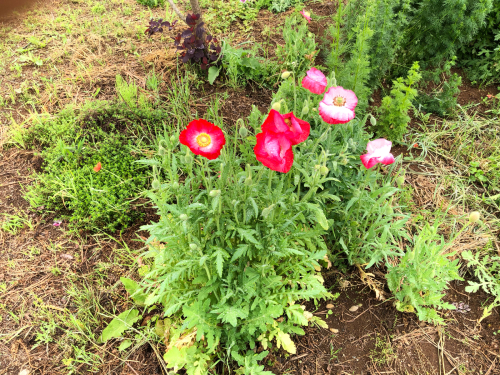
[23,96,171,231]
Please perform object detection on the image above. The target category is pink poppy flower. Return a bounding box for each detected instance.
[319,86,358,124]
[254,131,294,173]
[179,119,226,160]
[301,67,327,95]
[261,109,310,145]
[300,10,312,23]
[360,138,395,169]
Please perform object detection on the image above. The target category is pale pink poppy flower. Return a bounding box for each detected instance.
[301,68,327,94]
[300,10,312,23]
[319,86,358,124]
[360,138,395,169]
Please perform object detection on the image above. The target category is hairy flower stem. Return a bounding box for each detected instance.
[268,169,273,195]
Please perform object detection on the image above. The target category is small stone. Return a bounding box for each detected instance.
[19,370,29,375]
[349,305,359,312]
[326,304,334,309]
[419,321,427,327]
[330,328,339,334]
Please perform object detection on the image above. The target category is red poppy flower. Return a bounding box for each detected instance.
[254,131,294,173]
[261,109,310,145]
[179,119,226,160]
[93,162,102,172]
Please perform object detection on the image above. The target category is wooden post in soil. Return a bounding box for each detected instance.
[165,0,202,25]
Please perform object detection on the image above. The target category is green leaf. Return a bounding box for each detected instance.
[118,339,133,352]
[276,329,296,354]
[98,309,141,343]
[216,251,224,278]
[120,277,147,306]
[241,57,261,69]
[208,66,220,85]
[314,206,329,230]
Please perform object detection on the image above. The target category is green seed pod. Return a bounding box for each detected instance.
[189,243,198,251]
[320,166,329,176]
[281,71,291,79]
[180,214,188,221]
[172,181,180,190]
[209,189,221,198]
[469,211,480,223]
[185,154,193,164]
[272,101,281,112]
[152,180,160,190]
[239,126,248,138]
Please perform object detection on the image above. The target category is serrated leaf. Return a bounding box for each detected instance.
[314,207,329,230]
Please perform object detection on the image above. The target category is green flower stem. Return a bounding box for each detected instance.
[268,168,273,195]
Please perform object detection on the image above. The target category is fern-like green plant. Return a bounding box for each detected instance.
[375,61,421,143]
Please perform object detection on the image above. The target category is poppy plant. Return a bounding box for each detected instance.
[261,109,310,145]
[179,119,226,160]
[301,67,327,95]
[254,131,294,173]
[360,138,395,169]
[319,86,358,124]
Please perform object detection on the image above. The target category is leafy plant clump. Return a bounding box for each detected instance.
[375,62,421,143]
[147,14,222,71]
[386,222,462,324]
[22,82,172,231]
[137,0,165,7]
[414,57,462,117]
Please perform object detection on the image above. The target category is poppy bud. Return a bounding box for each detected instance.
[294,174,300,185]
[314,164,321,170]
[231,200,237,206]
[301,103,309,116]
[179,155,186,163]
[244,176,252,186]
[189,243,198,251]
[158,146,166,156]
[370,115,377,126]
[272,101,281,112]
[185,154,193,164]
[170,135,177,143]
[469,211,480,223]
[396,176,405,186]
[385,205,394,215]
[262,204,275,218]
[239,126,248,138]
[320,166,329,175]
[180,214,188,221]
[152,180,161,190]
[209,189,221,197]
[172,181,180,190]
[281,71,291,79]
